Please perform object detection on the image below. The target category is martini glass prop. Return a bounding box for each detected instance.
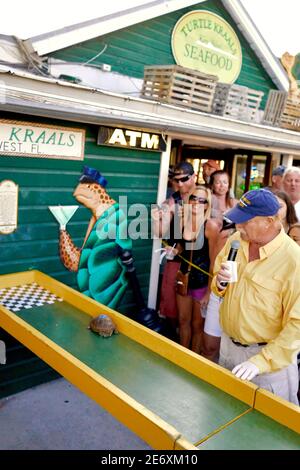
[49,205,79,229]
[49,205,80,271]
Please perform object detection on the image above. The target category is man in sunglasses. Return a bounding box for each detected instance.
[152,161,196,339]
[172,161,197,202]
[152,162,197,238]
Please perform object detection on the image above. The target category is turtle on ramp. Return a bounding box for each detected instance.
[88,314,119,337]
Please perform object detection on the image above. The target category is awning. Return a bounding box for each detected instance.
[1,67,299,155]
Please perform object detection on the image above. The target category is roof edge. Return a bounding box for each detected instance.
[30,0,202,56]
[1,68,299,156]
[222,0,289,91]
[29,0,289,93]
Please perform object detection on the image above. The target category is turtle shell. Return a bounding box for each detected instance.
[89,314,118,337]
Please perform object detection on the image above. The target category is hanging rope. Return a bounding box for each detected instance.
[161,240,212,278]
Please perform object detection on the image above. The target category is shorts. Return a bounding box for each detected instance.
[219,333,299,405]
[188,286,208,301]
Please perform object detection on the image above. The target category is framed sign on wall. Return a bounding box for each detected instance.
[0,180,18,235]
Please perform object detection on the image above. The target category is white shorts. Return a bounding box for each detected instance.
[203,292,223,338]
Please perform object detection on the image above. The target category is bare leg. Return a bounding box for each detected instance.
[202,332,221,362]
[176,294,193,349]
[191,300,204,354]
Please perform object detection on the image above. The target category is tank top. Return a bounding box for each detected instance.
[180,222,210,289]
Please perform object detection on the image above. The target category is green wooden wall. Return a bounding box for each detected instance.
[50,0,277,107]
[0,111,160,396]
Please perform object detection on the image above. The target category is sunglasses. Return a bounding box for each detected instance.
[173,174,192,183]
[189,195,208,204]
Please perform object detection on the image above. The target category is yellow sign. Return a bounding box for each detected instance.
[171,10,242,83]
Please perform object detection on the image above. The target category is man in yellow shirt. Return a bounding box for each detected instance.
[212,189,300,405]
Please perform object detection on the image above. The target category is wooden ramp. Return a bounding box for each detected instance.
[0,271,299,450]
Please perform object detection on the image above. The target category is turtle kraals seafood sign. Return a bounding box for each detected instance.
[0,119,85,160]
[172,10,242,84]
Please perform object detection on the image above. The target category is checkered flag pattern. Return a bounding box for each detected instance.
[0,283,63,312]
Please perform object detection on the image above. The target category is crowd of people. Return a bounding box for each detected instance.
[152,160,300,406]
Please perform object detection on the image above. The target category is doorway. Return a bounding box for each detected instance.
[232,152,272,199]
[172,143,272,198]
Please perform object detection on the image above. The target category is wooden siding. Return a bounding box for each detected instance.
[50,0,277,107]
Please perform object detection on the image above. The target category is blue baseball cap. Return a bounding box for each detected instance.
[225,189,280,224]
[79,165,107,188]
[272,165,286,176]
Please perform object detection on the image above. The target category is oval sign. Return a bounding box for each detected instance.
[171,10,242,83]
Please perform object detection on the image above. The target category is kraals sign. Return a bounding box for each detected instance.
[0,120,85,160]
[172,10,242,84]
[98,126,166,152]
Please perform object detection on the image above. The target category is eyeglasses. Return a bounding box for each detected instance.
[173,174,192,183]
[189,195,208,204]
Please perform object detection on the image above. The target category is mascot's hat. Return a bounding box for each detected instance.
[79,166,107,188]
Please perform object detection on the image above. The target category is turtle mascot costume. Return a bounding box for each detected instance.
[59,166,132,309]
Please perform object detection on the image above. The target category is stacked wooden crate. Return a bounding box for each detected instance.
[141,65,218,113]
[212,83,264,122]
[262,90,300,131]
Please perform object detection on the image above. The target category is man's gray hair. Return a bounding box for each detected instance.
[283,166,300,179]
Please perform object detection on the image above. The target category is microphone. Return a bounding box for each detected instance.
[220,240,240,287]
